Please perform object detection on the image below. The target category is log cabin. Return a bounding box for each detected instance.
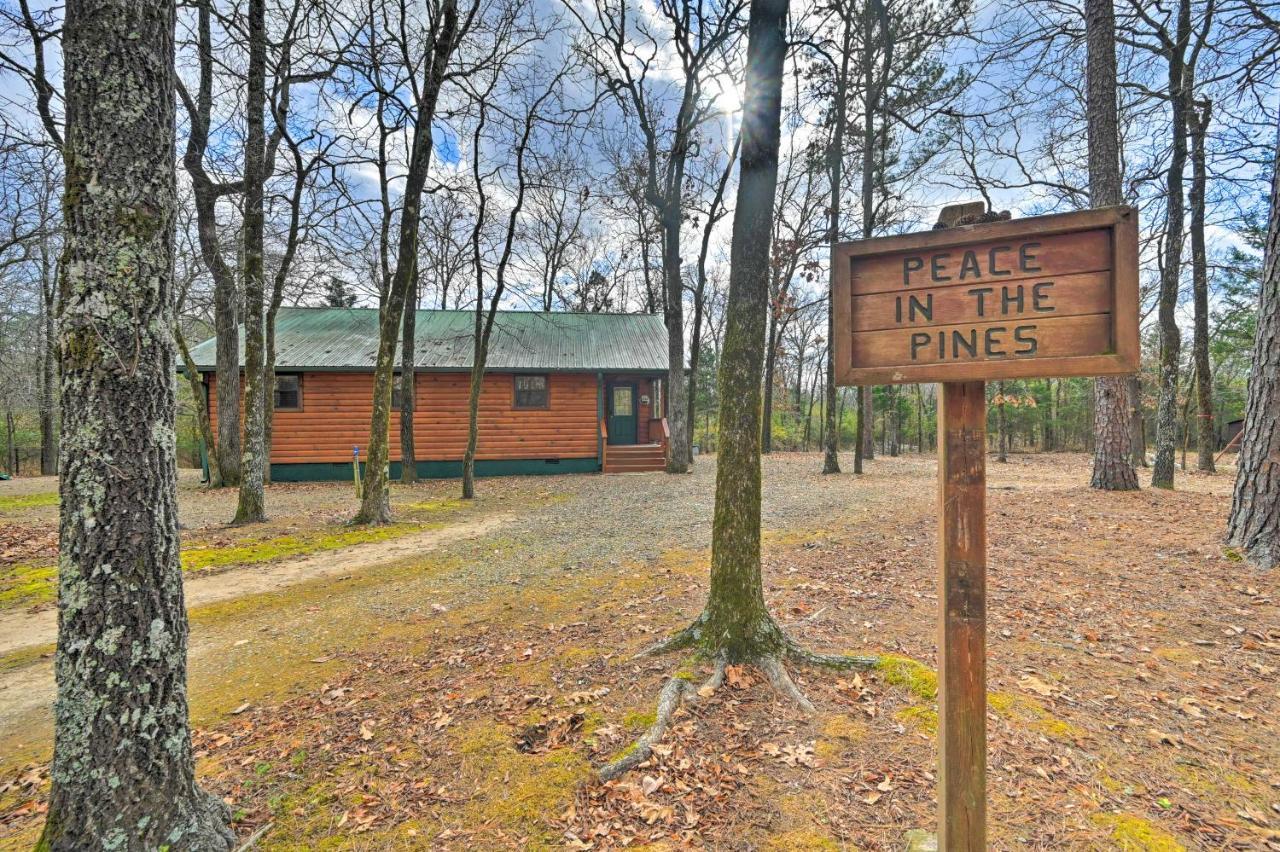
[185,307,671,480]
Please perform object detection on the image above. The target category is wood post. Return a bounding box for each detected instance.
[937,380,987,850]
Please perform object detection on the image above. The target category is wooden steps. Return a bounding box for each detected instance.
[603,443,666,474]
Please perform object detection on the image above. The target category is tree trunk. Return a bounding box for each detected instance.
[1044,379,1056,451]
[1085,0,1138,490]
[4,411,15,475]
[853,385,864,473]
[861,387,875,459]
[1129,373,1146,465]
[177,329,222,488]
[233,0,268,524]
[1224,111,1279,568]
[691,0,791,661]
[400,264,418,483]
[39,244,58,475]
[40,0,234,844]
[824,24,852,475]
[1188,100,1214,472]
[761,312,777,454]
[663,210,692,473]
[1151,0,1190,489]
[996,382,1008,462]
[354,0,458,524]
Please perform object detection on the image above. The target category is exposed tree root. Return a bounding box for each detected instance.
[600,622,882,780]
[635,620,701,658]
[784,640,879,672]
[759,655,816,712]
[598,659,725,781]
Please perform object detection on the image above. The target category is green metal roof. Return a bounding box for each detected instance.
[186,307,669,373]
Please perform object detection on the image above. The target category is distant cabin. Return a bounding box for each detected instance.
[185,307,671,481]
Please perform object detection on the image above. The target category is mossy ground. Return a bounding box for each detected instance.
[0,454,1271,850]
[1091,812,1187,851]
[0,492,58,512]
[0,503,460,612]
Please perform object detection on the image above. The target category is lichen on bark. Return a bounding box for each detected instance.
[40,0,234,846]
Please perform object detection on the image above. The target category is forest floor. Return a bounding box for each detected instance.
[0,453,1276,851]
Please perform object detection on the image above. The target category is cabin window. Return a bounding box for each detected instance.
[391,374,412,411]
[651,378,663,418]
[514,374,549,410]
[274,374,302,410]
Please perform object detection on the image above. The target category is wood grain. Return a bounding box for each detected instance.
[832,206,1140,385]
[848,271,1113,332]
[208,371,620,464]
[848,313,1113,369]
[847,228,1111,296]
[937,380,987,852]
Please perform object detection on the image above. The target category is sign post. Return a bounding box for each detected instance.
[831,205,1139,849]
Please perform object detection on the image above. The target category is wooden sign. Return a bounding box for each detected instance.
[832,206,1139,385]
[831,203,1140,851]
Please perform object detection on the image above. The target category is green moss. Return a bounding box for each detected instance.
[895,705,939,734]
[1171,762,1267,801]
[181,523,423,572]
[402,498,465,514]
[0,492,58,512]
[1,520,435,611]
[877,654,938,701]
[0,642,55,674]
[1090,813,1186,851]
[0,563,58,609]
[1222,547,1243,562]
[623,710,657,729]
[450,720,590,846]
[987,690,1083,741]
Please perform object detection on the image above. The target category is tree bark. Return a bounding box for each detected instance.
[1129,373,1146,465]
[4,411,16,475]
[354,0,458,523]
[823,19,853,475]
[1188,100,1215,472]
[39,241,58,475]
[182,0,241,488]
[40,0,234,843]
[762,312,778,453]
[1085,0,1139,490]
[1224,112,1279,569]
[1151,0,1191,489]
[664,207,692,473]
[177,330,221,488]
[233,0,268,524]
[853,385,864,473]
[692,0,791,661]
[400,263,418,483]
[995,382,1008,462]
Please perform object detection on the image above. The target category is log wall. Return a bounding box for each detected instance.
[206,371,601,464]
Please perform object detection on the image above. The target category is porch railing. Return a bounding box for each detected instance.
[599,417,608,470]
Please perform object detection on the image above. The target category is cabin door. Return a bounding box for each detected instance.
[606,383,637,445]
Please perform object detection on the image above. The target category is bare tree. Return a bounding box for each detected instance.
[352,0,468,524]
[568,0,746,472]
[1224,108,1278,568]
[1086,0,1139,490]
[687,135,739,455]
[1120,0,1216,488]
[600,0,879,781]
[234,0,271,523]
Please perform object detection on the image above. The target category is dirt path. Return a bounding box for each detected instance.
[0,512,512,726]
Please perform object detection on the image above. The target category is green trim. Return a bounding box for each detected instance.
[270,457,600,482]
